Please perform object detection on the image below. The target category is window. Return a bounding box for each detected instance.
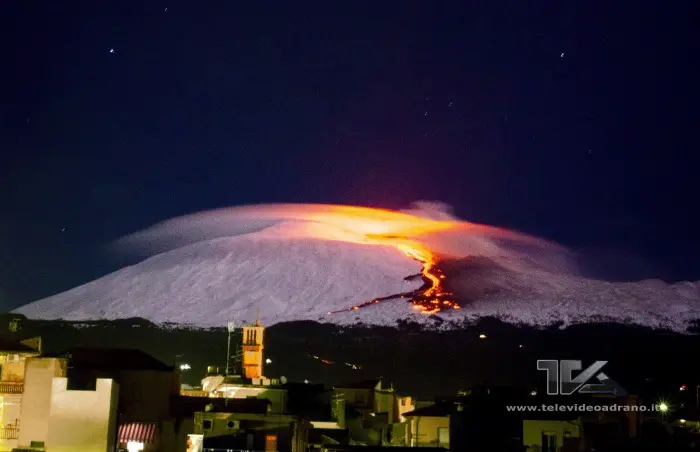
[542,431,557,452]
[202,420,212,431]
[437,427,449,447]
[265,434,277,451]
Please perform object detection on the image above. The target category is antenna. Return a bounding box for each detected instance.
[226,321,236,375]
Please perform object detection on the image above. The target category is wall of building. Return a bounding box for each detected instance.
[1,394,22,426]
[334,388,373,410]
[0,394,22,452]
[174,418,194,452]
[522,419,581,450]
[17,357,67,448]
[214,385,286,414]
[118,370,179,421]
[395,396,415,423]
[373,390,394,419]
[409,416,450,448]
[46,378,119,452]
[0,353,32,382]
[197,411,298,452]
[390,422,409,447]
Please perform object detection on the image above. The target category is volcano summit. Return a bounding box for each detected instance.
[13,202,700,331]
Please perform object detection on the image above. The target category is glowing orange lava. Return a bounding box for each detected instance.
[397,243,460,315]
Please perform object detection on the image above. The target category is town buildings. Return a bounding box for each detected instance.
[0,337,41,452]
[0,315,694,451]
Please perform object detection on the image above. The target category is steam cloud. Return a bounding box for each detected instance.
[115,202,576,276]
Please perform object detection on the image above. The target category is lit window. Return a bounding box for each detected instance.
[126,441,144,452]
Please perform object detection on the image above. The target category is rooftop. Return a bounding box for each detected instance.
[171,395,270,417]
[403,403,452,418]
[334,379,380,390]
[0,336,39,354]
[56,347,173,371]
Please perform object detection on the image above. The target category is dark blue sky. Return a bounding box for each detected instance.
[1,1,699,309]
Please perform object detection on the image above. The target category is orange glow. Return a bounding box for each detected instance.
[396,242,461,314]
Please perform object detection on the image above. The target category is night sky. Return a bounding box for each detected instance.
[1,2,699,310]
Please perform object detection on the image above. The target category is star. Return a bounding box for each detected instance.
[560,52,565,58]
[424,111,428,116]
[109,48,115,54]
[61,228,66,232]
[164,7,168,11]
[448,102,453,107]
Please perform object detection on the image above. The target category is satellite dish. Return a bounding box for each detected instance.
[280,376,288,384]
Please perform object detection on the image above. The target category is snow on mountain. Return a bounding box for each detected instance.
[12,205,700,332]
[324,257,700,331]
[14,222,423,327]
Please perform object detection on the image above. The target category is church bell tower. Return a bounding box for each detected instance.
[241,320,264,379]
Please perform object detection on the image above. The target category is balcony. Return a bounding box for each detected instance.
[0,426,19,440]
[0,382,24,394]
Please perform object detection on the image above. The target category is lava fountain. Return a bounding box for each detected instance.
[116,202,568,316]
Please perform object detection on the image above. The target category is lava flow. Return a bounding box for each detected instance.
[396,243,461,315]
[329,240,461,316]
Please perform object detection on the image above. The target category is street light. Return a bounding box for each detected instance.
[658,402,669,413]
[179,363,191,371]
[265,358,272,364]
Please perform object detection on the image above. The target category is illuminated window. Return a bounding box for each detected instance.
[126,441,144,452]
[265,434,278,451]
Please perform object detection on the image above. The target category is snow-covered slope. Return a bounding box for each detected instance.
[323,258,700,331]
[15,223,422,327]
[13,219,700,332]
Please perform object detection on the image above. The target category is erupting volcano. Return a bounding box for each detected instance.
[13,202,700,332]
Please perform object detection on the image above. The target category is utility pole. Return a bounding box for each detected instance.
[226,321,235,375]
